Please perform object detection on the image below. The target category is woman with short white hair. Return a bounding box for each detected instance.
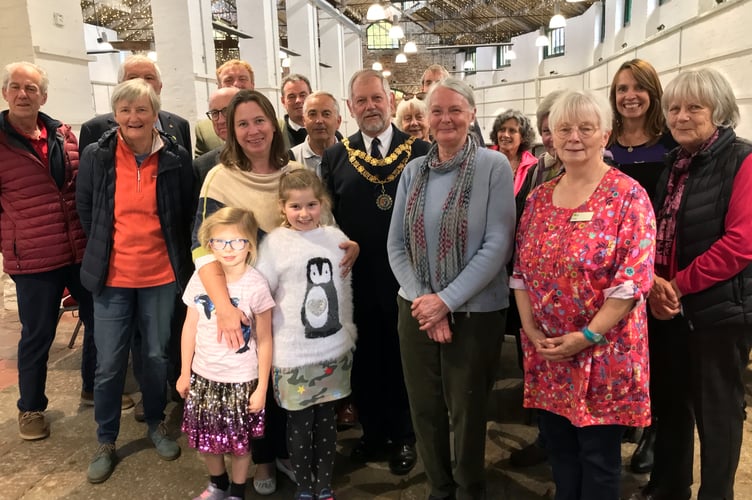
[395,97,429,141]
[512,90,655,500]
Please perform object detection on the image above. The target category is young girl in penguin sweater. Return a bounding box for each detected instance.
[256,169,357,500]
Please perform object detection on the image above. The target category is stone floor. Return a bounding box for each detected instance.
[0,309,751,499]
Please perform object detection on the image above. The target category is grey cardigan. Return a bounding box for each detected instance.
[387,147,515,313]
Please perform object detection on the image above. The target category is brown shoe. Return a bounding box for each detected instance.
[18,411,50,440]
[134,398,145,422]
[121,394,135,410]
[336,401,358,429]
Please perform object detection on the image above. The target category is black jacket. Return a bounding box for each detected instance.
[654,127,752,329]
[76,128,194,295]
[320,125,430,311]
[78,110,192,156]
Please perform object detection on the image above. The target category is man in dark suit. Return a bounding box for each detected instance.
[78,55,191,154]
[193,86,239,204]
[320,69,430,476]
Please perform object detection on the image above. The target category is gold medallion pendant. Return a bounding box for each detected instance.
[376,192,393,211]
[343,136,415,210]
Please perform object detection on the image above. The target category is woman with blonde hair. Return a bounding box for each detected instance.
[395,97,429,141]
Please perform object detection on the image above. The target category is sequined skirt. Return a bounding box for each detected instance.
[181,372,263,455]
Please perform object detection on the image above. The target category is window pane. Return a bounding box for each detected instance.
[367,21,399,50]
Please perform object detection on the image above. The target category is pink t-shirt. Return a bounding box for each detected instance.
[182,266,275,383]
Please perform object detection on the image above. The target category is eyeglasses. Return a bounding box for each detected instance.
[402,92,426,101]
[554,124,599,139]
[205,107,228,121]
[208,238,249,251]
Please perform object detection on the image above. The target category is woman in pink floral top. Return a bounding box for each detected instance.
[511,90,656,500]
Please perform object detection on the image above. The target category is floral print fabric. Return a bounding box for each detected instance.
[512,168,655,427]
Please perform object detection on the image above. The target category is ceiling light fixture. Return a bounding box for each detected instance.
[404,41,417,53]
[382,70,392,77]
[372,61,383,71]
[366,2,387,21]
[389,24,404,39]
[549,3,567,28]
[395,52,407,63]
[535,27,549,47]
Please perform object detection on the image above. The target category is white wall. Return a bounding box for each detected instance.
[467,0,752,142]
[0,0,94,130]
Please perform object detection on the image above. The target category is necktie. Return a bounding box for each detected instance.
[371,137,382,159]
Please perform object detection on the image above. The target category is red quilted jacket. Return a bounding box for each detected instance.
[0,111,87,274]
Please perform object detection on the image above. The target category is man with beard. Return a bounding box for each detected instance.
[320,69,430,475]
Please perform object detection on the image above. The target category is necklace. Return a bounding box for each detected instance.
[343,136,416,210]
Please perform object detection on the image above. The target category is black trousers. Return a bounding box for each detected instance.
[647,316,751,500]
[351,301,414,446]
[13,264,94,412]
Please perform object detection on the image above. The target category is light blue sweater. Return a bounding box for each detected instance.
[387,147,516,313]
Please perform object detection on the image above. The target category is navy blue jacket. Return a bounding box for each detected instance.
[76,128,194,295]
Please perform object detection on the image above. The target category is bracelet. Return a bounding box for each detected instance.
[582,326,608,345]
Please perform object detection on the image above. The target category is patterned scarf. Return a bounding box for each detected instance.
[404,137,477,291]
[655,129,720,278]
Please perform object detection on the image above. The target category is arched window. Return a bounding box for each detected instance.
[367,21,399,50]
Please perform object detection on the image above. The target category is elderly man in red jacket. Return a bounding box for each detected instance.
[0,61,93,441]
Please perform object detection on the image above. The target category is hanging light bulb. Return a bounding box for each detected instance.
[389,24,404,39]
[382,70,392,77]
[395,53,408,64]
[372,61,383,71]
[403,41,417,53]
[549,3,566,28]
[366,2,387,21]
[535,27,550,47]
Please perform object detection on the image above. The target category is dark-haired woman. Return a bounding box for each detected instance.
[607,58,676,473]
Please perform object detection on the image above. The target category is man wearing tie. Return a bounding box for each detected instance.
[320,69,430,475]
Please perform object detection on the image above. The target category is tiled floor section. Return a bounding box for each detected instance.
[0,310,751,499]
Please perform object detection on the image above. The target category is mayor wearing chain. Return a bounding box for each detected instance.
[320,69,430,475]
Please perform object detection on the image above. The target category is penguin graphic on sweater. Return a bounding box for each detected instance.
[195,294,252,353]
[301,257,341,338]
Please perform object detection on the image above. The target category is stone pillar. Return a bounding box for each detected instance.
[285,0,320,88]
[151,0,216,125]
[341,29,364,135]
[0,0,94,129]
[319,12,350,133]
[238,0,282,112]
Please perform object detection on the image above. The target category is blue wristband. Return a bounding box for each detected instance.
[582,326,607,345]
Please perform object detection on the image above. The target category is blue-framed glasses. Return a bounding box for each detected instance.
[208,238,249,251]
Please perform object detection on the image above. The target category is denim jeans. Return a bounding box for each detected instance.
[540,410,626,500]
[93,283,176,444]
[13,264,94,412]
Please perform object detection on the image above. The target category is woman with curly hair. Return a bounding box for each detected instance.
[489,109,538,194]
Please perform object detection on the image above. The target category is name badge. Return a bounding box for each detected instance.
[570,211,594,222]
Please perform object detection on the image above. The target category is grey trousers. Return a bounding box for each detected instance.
[397,296,506,500]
